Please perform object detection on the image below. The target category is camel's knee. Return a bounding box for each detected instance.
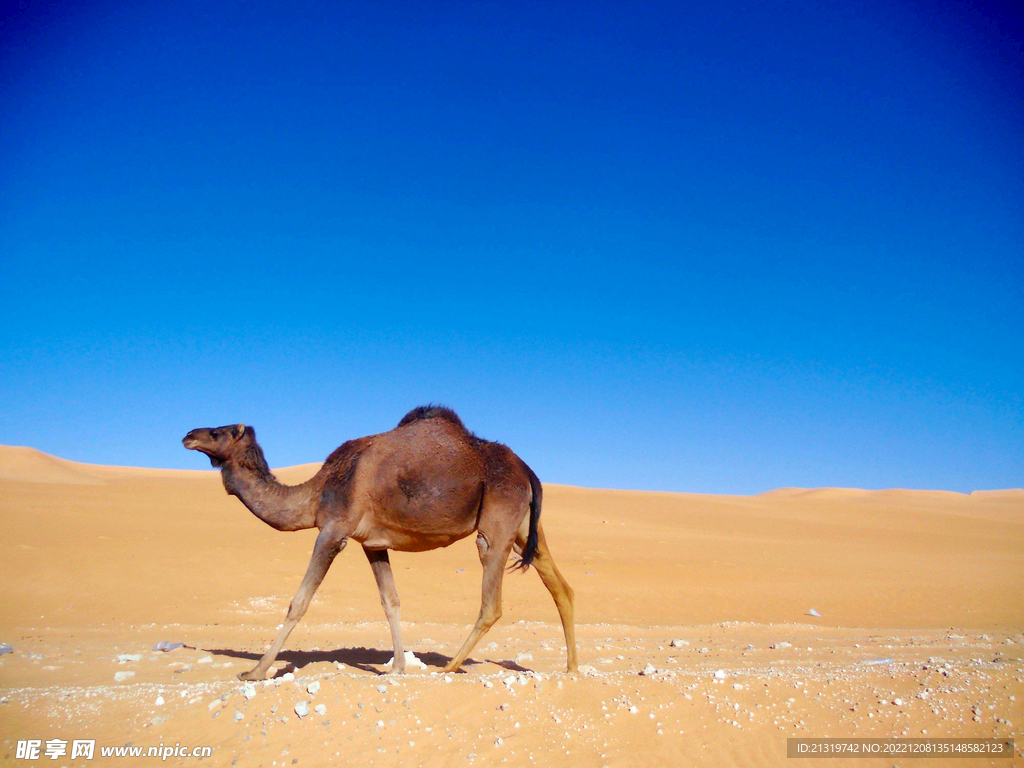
[380,593,400,611]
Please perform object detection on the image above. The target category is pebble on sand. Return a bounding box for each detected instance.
[114,671,135,682]
[670,639,688,648]
[307,681,320,695]
[514,653,533,664]
[771,642,792,649]
[117,654,142,663]
[808,608,821,617]
[295,701,310,718]
[314,704,327,716]
[714,670,726,679]
[152,641,184,653]
[640,663,658,676]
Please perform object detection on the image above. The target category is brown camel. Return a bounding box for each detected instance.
[182,405,577,681]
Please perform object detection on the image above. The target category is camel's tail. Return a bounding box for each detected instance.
[513,462,542,571]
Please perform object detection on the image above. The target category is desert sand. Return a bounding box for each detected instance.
[0,445,1021,766]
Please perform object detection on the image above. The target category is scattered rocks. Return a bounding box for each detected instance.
[294,701,310,718]
[114,671,135,682]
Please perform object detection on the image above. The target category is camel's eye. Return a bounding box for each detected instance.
[210,430,219,439]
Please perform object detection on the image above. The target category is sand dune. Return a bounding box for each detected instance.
[0,447,1021,766]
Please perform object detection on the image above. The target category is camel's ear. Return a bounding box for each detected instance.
[232,424,246,440]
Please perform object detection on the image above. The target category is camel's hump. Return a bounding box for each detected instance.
[396,405,465,430]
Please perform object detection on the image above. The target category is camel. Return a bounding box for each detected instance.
[182,405,577,681]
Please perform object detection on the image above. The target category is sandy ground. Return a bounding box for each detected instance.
[0,445,1021,767]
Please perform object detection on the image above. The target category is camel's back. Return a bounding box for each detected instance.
[323,411,528,549]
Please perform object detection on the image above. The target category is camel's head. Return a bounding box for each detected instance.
[182,424,251,467]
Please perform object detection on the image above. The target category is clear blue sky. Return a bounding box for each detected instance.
[1,0,1021,493]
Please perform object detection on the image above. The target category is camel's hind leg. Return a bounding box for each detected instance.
[516,520,578,672]
[364,547,405,674]
[444,531,514,673]
[239,521,347,681]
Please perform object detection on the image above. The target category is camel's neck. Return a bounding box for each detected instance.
[220,444,319,531]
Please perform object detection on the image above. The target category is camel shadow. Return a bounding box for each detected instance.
[201,646,485,675]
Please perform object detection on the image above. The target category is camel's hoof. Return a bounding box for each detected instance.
[238,669,265,682]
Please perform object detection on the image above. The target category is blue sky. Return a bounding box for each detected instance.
[1,0,1021,493]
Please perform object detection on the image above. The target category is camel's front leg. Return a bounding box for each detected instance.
[239,522,347,681]
[364,547,405,673]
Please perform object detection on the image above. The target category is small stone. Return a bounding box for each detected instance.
[208,699,223,711]
[499,703,510,711]
[295,701,310,718]
[314,704,327,716]
[307,681,320,695]
[629,705,639,714]
[893,698,903,706]
[0,644,12,655]
[494,737,503,746]
[514,653,533,664]
[281,672,295,682]
[808,608,821,617]
[771,642,792,649]
[503,675,517,687]
[376,685,388,693]
[233,711,243,722]
[483,680,494,689]
[243,684,257,700]
[732,683,743,690]
[197,655,213,664]
[155,696,165,706]
[640,663,657,676]
[117,654,142,663]
[714,670,726,679]
[114,671,135,682]
[670,639,688,648]
[152,641,184,652]
[443,675,453,683]
[151,716,167,726]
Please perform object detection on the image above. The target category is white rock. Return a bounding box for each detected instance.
[629,705,639,714]
[383,651,428,670]
[314,704,327,716]
[155,696,165,706]
[116,654,142,664]
[514,653,533,664]
[494,737,503,746]
[294,701,310,718]
[281,672,295,682]
[483,680,494,689]
[307,681,320,695]
[640,663,658,676]
[233,711,243,722]
[376,685,388,693]
[714,670,726,679]
[670,639,689,647]
[808,608,821,617]
[503,675,517,687]
[732,683,743,690]
[208,699,223,711]
[114,671,135,682]
[771,642,792,649]
[243,684,257,700]
[197,655,213,664]
[443,675,453,683]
